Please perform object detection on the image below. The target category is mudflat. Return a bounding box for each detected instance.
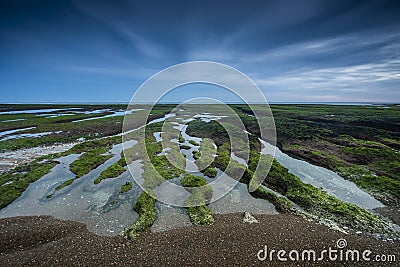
[1,214,398,266]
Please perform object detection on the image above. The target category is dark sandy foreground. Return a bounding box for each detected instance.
[0,214,398,266]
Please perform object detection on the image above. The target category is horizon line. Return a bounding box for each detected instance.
[0,101,399,105]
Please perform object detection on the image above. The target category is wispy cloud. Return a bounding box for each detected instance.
[242,31,400,66]
[257,58,400,86]
[60,65,158,78]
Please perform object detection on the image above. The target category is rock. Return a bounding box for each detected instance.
[243,212,258,224]
[355,231,362,235]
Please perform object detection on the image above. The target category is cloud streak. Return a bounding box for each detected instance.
[0,0,399,103]
[254,58,400,102]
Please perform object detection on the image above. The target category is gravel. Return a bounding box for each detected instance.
[0,214,398,266]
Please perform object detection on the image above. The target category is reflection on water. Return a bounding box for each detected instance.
[0,108,79,115]
[0,143,141,236]
[151,202,192,232]
[209,180,277,215]
[0,110,384,236]
[148,116,277,231]
[72,109,144,122]
[260,140,384,210]
[231,152,247,166]
[0,127,36,139]
[2,130,63,141]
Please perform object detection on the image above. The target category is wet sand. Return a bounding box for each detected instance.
[1,214,398,266]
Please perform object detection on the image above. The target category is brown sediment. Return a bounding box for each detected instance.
[0,214,398,266]
[375,206,400,225]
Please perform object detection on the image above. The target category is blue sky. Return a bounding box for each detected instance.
[1,0,399,103]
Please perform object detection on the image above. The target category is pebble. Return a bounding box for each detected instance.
[242,211,258,224]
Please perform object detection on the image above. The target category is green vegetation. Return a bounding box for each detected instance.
[181,174,214,226]
[196,138,216,171]
[1,104,399,236]
[119,182,132,193]
[260,104,400,207]
[187,119,248,180]
[0,158,58,208]
[0,135,72,152]
[0,114,124,152]
[123,132,185,190]
[186,115,397,234]
[67,136,121,154]
[139,134,185,190]
[186,205,214,226]
[47,178,76,198]
[246,152,294,212]
[178,133,185,143]
[142,161,166,190]
[0,104,166,208]
[180,144,191,150]
[181,174,208,187]
[189,140,199,146]
[55,178,75,191]
[148,154,184,181]
[45,138,123,197]
[335,165,400,203]
[215,143,247,180]
[187,120,228,146]
[0,104,171,152]
[284,139,400,205]
[192,150,201,160]
[310,150,345,170]
[69,148,113,178]
[231,104,400,228]
[258,159,392,234]
[213,143,230,170]
[94,158,126,184]
[122,191,157,239]
[251,186,295,213]
[203,167,217,178]
[0,134,124,202]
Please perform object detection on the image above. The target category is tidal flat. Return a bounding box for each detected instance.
[0,104,399,258]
